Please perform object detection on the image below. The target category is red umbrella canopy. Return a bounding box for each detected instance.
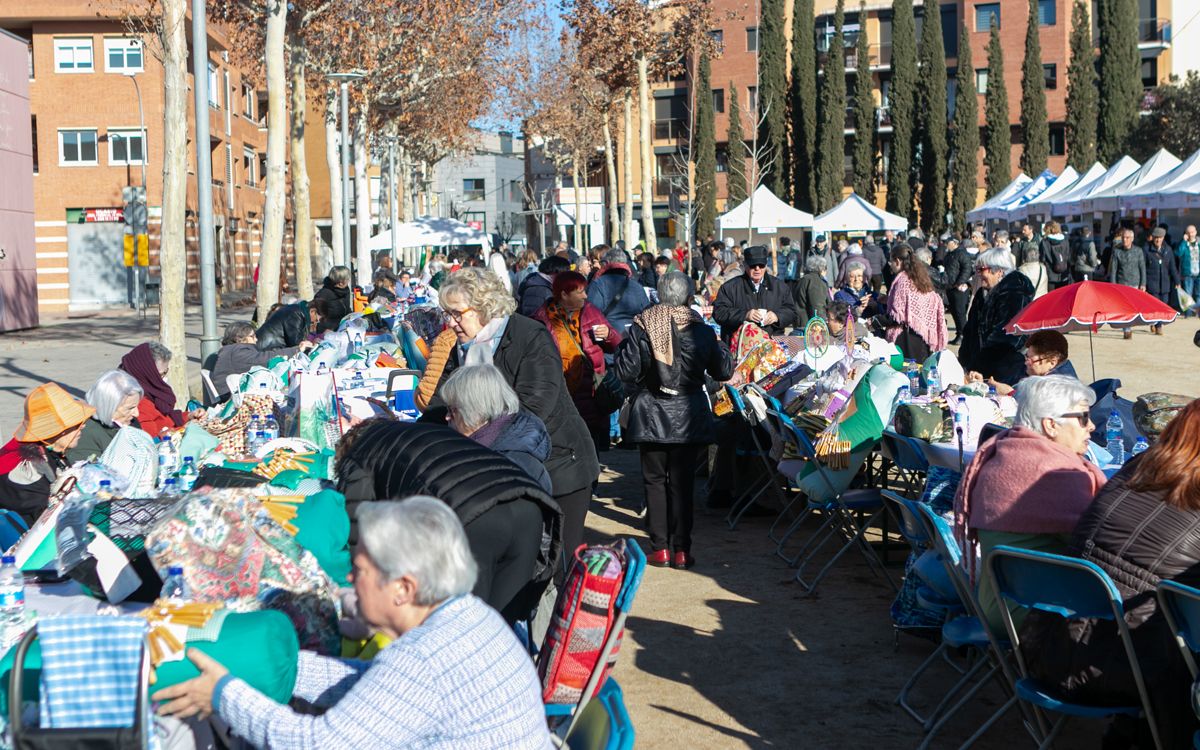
[1005,280,1179,334]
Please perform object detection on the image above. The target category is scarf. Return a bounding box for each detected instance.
[462,316,509,366]
[634,304,702,367]
[546,303,590,393]
[469,412,516,448]
[119,343,184,427]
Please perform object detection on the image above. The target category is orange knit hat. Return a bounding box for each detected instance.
[15,383,95,443]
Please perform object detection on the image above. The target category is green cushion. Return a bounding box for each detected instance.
[291,490,351,584]
[268,469,308,490]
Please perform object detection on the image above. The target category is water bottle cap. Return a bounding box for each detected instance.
[183,456,194,463]
[99,480,111,488]
[1110,409,1120,417]
[1,556,14,565]
[165,477,177,485]
[168,566,183,575]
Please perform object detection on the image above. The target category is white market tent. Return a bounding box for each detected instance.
[978,169,1056,221]
[366,216,491,251]
[1021,162,1106,219]
[1054,156,1141,216]
[1009,166,1079,220]
[718,185,815,239]
[965,173,1032,222]
[1121,148,1200,211]
[1082,148,1181,213]
[812,192,907,233]
[1158,169,1200,210]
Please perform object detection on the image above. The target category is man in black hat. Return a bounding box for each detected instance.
[712,245,798,342]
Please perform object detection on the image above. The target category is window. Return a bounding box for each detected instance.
[748,86,758,111]
[243,147,257,185]
[107,128,145,165]
[463,178,485,201]
[975,3,1001,31]
[708,29,723,45]
[462,211,487,231]
[207,63,220,107]
[103,38,143,72]
[1038,0,1057,26]
[975,68,989,94]
[53,38,93,73]
[1043,63,1057,89]
[712,88,725,114]
[715,146,729,173]
[746,26,759,52]
[59,129,98,165]
[1141,57,1158,88]
[1049,124,1066,155]
[242,83,254,118]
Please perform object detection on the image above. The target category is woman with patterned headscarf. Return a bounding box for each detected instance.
[612,271,732,570]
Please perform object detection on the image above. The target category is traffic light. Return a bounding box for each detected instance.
[122,185,148,267]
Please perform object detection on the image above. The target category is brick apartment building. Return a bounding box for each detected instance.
[1,1,291,315]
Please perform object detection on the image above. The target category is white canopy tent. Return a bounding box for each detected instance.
[1009,166,1079,220]
[1054,156,1140,216]
[1082,148,1180,213]
[1158,169,1200,210]
[366,216,491,252]
[965,173,1032,222]
[1021,162,1106,219]
[977,169,1056,221]
[812,192,907,233]
[1121,148,1200,211]
[717,185,815,241]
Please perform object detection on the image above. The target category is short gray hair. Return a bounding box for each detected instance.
[915,247,933,265]
[222,322,256,346]
[439,267,517,324]
[86,370,143,426]
[357,496,478,606]
[440,364,519,430]
[148,342,173,365]
[603,248,628,265]
[992,230,1010,243]
[844,259,868,276]
[976,247,1015,274]
[806,255,828,274]
[327,265,352,285]
[1015,375,1096,434]
[657,271,692,307]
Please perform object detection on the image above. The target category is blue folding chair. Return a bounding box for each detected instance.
[723,385,784,530]
[1156,580,1200,750]
[986,546,1164,750]
[561,678,635,750]
[757,408,814,548]
[386,369,422,421]
[879,431,930,499]
[0,510,28,551]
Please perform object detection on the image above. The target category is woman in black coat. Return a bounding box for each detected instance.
[613,272,733,570]
[336,419,562,625]
[424,268,600,579]
[312,265,353,332]
[959,248,1035,386]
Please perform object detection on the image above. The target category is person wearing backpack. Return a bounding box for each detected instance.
[1039,221,1072,290]
[1071,225,1101,282]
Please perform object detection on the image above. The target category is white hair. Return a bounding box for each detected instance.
[806,255,828,273]
[440,364,520,430]
[326,265,352,285]
[1015,375,1096,434]
[975,247,1016,274]
[657,270,693,307]
[357,496,479,606]
[439,267,517,324]
[86,370,143,426]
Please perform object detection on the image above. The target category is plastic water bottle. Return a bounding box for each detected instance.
[987,384,998,400]
[955,395,969,441]
[261,413,279,442]
[897,385,910,404]
[907,362,920,395]
[0,555,26,647]
[157,433,178,489]
[244,415,261,453]
[177,457,198,492]
[256,431,269,453]
[98,479,112,495]
[1132,436,1149,456]
[1105,410,1126,465]
[927,367,941,396]
[162,477,179,497]
[160,566,188,604]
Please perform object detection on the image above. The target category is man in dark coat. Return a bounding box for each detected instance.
[713,245,799,341]
[255,300,320,350]
[943,239,978,345]
[587,249,651,334]
[959,251,1036,386]
[1144,226,1181,335]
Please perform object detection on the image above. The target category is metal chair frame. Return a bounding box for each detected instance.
[723,385,785,530]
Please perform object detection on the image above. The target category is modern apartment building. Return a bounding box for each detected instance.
[430,129,529,248]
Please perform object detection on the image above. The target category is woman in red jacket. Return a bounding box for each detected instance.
[119,342,204,437]
[531,271,622,454]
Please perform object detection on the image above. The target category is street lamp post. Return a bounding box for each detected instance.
[325,72,364,269]
[191,0,219,363]
[386,136,398,267]
[123,72,147,317]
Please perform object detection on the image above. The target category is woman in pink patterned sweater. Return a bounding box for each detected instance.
[884,245,948,359]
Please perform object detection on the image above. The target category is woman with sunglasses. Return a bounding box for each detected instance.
[954,375,1104,635]
[967,330,1077,396]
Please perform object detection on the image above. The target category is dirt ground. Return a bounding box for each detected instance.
[586,318,1200,749]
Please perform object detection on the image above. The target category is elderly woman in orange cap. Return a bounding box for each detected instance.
[0,383,94,527]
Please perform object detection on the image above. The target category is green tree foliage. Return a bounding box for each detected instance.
[694,51,718,240]
[815,0,847,210]
[790,0,818,211]
[758,0,787,195]
[1127,71,1200,161]
[726,80,749,205]
[983,22,1012,197]
[1097,0,1140,163]
[915,0,947,232]
[886,0,916,217]
[851,4,875,200]
[950,21,979,232]
[1019,0,1049,175]
[1065,0,1098,169]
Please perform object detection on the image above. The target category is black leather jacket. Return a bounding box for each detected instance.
[255,302,310,350]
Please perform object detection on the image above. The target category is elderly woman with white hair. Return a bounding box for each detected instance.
[613,271,733,569]
[312,264,354,332]
[425,267,599,581]
[954,375,1105,632]
[792,254,831,327]
[154,497,553,749]
[64,370,143,464]
[958,246,1036,386]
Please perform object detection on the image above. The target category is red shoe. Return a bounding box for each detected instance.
[671,551,695,570]
[648,549,671,567]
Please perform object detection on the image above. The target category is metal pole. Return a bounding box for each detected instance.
[129,74,146,317]
[339,82,352,269]
[191,0,220,363]
[389,138,398,267]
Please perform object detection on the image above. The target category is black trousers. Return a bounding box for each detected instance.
[465,499,544,623]
[947,287,971,335]
[640,443,701,553]
[555,484,593,583]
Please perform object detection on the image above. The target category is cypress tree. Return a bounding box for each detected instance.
[1065,0,1098,169]
[694,52,718,240]
[950,21,979,232]
[851,4,875,200]
[983,22,1012,197]
[759,0,787,195]
[886,0,916,217]
[815,0,847,210]
[726,81,749,205]
[790,0,818,212]
[916,0,948,233]
[1097,0,1139,163]
[1019,0,1049,175]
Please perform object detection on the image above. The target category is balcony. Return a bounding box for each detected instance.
[876,105,893,132]
[653,119,687,142]
[1138,17,1171,52]
[817,42,893,73]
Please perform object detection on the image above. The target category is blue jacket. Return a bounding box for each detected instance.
[1176,239,1200,279]
[587,265,651,334]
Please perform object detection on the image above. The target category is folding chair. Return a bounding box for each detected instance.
[986,546,1164,750]
[544,540,645,748]
[560,679,635,750]
[879,431,930,498]
[199,369,222,407]
[759,408,816,549]
[1156,580,1200,750]
[723,385,782,530]
[386,369,422,420]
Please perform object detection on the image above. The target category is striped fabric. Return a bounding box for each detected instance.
[37,615,147,729]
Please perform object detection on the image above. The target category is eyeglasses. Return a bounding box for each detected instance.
[747,263,767,269]
[1056,411,1091,427]
[1023,352,1055,366]
[443,307,474,323]
[973,265,991,273]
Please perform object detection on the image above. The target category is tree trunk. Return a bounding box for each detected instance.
[622,92,635,247]
[353,108,372,286]
[287,32,313,297]
[573,153,584,252]
[158,0,188,406]
[602,112,619,245]
[637,57,656,251]
[255,0,287,324]
[324,88,343,269]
